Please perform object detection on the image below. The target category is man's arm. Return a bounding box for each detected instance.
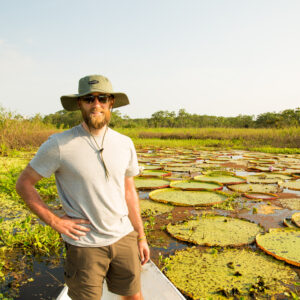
[16,164,90,240]
[125,176,150,266]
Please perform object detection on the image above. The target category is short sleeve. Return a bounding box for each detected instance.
[29,135,60,178]
[125,139,139,177]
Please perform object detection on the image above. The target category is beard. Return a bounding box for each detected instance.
[81,107,111,130]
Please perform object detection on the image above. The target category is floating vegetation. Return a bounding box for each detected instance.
[256,228,300,267]
[279,180,300,191]
[246,174,280,184]
[140,169,171,177]
[140,199,174,217]
[228,183,280,194]
[149,188,228,206]
[169,180,223,191]
[255,204,282,215]
[164,166,200,173]
[291,212,300,227]
[279,198,300,210]
[242,192,278,200]
[194,173,246,185]
[134,177,170,190]
[166,215,263,246]
[283,218,299,229]
[163,247,299,299]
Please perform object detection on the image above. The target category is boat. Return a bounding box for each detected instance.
[57,260,185,300]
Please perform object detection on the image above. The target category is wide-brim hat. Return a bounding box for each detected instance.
[60,74,130,111]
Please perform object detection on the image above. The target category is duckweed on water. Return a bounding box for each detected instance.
[256,228,300,266]
[167,215,264,246]
[164,247,299,299]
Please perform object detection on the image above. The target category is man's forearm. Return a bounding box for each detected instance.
[16,181,60,227]
[125,183,145,237]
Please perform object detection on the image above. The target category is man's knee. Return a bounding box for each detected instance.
[121,291,143,300]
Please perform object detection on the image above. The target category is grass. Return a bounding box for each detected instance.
[1,111,300,154]
[118,127,300,149]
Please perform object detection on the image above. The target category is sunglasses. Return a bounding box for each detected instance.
[81,94,114,104]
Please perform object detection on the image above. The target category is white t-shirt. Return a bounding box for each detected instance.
[30,125,139,247]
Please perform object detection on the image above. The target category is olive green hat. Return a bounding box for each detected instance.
[60,74,130,111]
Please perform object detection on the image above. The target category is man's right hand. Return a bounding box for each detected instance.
[52,215,91,240]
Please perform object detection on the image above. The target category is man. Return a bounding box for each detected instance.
[16,74,150,300]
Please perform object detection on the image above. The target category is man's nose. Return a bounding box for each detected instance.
[91,98,104,106]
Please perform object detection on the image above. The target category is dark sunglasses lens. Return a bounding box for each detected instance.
[82,95,95,103]
[97,95,109,103]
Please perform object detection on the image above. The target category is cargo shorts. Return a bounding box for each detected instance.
[64,231,141,300]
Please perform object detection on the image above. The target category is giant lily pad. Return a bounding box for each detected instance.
[140,169,171,177]
[134,177,170,190]
[279,180,300,191]
[279,198,300,210]
[228,183,280,194]
[149,188,228,206]
[140,199,173,217]
[170,180,223,191]
[164,166,200,173]
[163,247,298,299]
[291,212,300,227]
[256,228,300,267]
[194,174,246,185]
[242,192,278,200]
[167,215,263,246]
[246,174,280,184]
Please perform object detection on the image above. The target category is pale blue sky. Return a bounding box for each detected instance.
[0,0,299,118]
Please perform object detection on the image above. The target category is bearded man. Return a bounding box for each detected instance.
[16,75,150,300]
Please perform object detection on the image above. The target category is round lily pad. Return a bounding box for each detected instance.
[167,215,263,246]
[140,169,171,177]
[256,228,300,267]
[134,177,170,190]
[228,183,280,194]
[149,188,228,206]
[283,218,299,229]
[163,247,298,299]
[246,174,280,184]
[139,164,162,170]
[194,174,246,185]
[279,198,300,210]
[242,192,278,200]
[164,166,200,173]
[170,180,223,191]
[140,199,174,217]
[279,180,300,191]
[291,212,300,227]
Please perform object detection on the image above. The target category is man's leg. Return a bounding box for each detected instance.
[121,291,144,300]
[64,243,111,300]
[106,231,142,297]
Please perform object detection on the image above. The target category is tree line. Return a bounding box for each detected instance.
[42,108,300,129]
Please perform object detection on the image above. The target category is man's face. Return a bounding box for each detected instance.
[78,92,114,130]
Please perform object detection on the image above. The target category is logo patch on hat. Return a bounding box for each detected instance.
[88,80,99,85]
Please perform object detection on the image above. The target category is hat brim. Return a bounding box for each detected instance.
[60,92,130,111]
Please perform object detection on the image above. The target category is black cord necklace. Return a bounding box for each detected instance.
[88,125,109,179]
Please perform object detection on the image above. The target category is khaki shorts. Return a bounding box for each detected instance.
[64,231,141,300]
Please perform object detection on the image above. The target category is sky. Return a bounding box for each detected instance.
[0,0,299,119]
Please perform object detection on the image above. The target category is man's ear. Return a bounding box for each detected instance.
[77,99,81,109]
[110,98,115,109]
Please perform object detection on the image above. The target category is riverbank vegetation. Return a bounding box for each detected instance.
[1,105,300,154]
